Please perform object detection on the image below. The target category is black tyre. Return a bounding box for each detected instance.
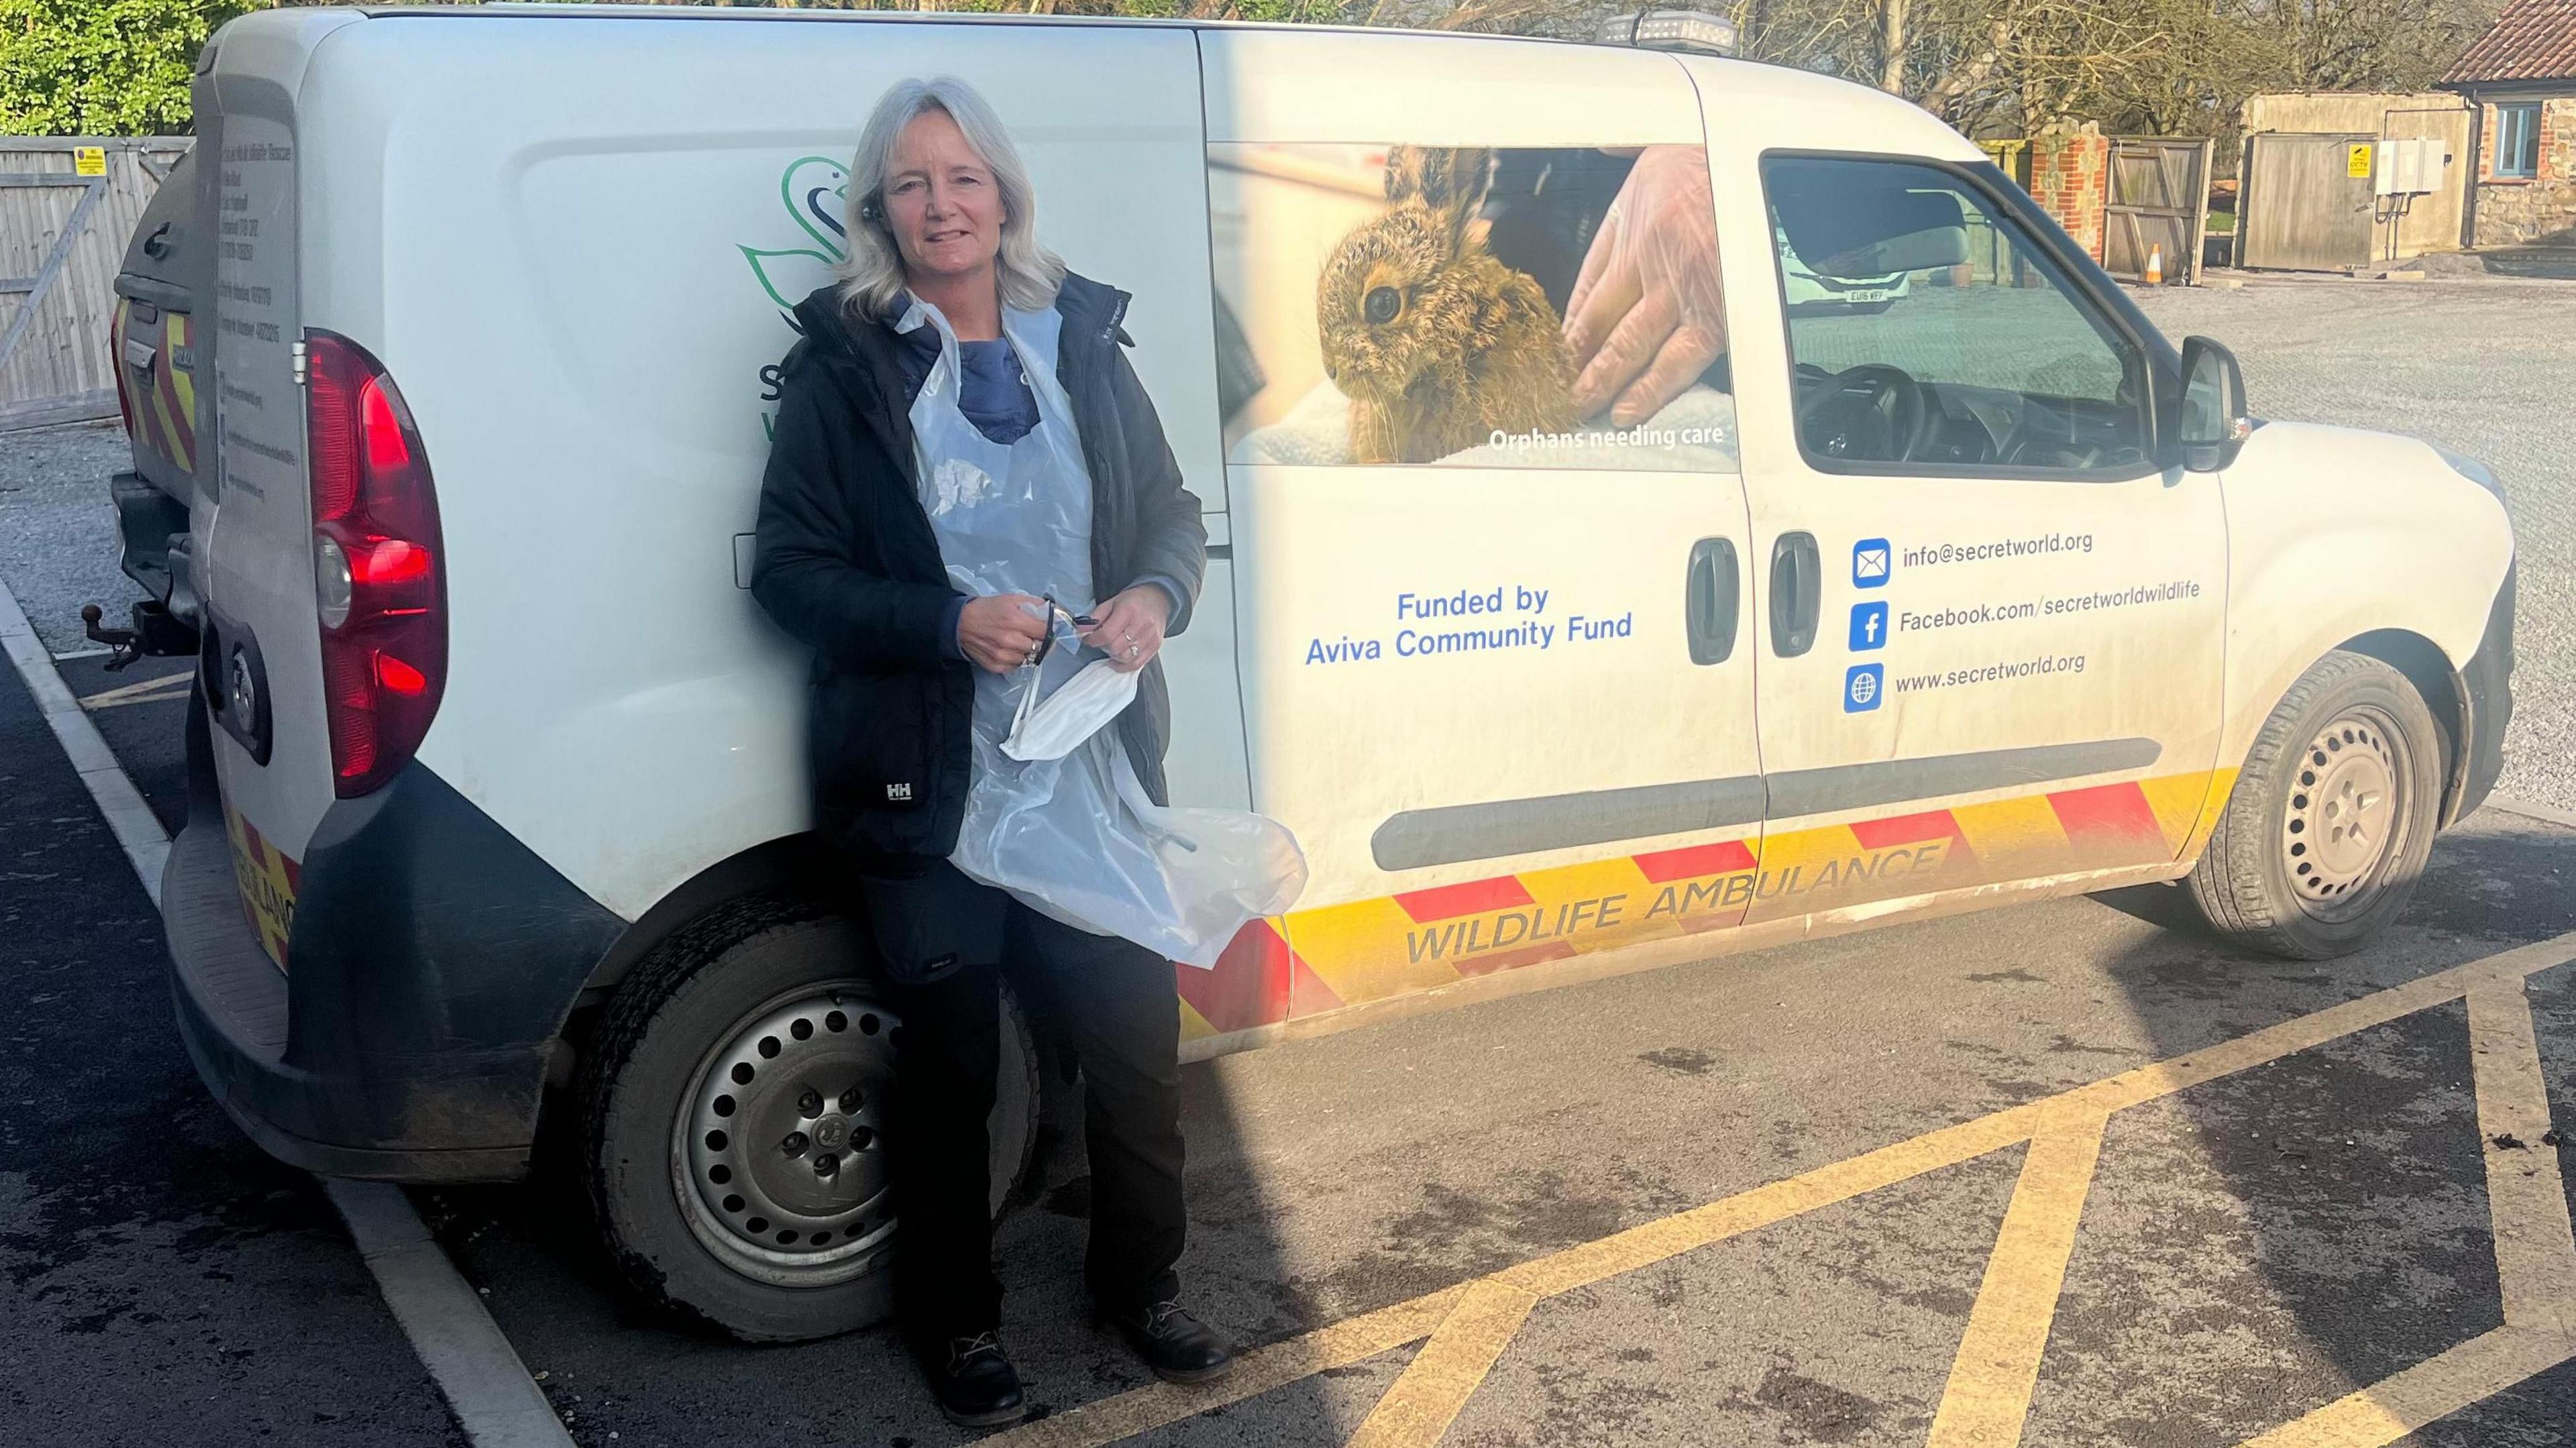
[2186,651,2444,960]
[580,895,1038,1343]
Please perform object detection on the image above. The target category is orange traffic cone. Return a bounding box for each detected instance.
[2145,243,2165,286]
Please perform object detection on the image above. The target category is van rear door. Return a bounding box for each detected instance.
[195,9,363,966]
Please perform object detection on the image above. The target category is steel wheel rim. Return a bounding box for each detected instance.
[670,983,901,1288]
[2281,705,2406,924]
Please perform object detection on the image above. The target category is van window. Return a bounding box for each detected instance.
[1762,155,2151,477]
[1209,143,1738,473]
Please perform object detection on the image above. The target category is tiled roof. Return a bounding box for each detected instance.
[2444,0,2576,85]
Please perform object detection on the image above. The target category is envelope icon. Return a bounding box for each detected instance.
[1852,538,1891,588]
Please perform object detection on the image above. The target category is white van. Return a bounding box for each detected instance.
[141,5,2513,1341]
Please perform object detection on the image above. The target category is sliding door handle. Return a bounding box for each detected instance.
[1770,531,1820,657]
[1685,537,1741,665]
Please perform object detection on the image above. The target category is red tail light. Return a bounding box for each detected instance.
[305,330,445,797]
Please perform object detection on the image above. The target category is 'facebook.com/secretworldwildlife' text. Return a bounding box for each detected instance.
[1898,579,2203,634]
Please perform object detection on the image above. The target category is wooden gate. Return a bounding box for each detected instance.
[2102,137,2212,285]
[1,137,191,431]
[2239,132,2376,273]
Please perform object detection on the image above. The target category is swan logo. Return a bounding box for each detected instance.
[741,155,850,319]
[740,156,849,439]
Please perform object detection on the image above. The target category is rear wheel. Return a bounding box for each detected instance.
[580,895,1038,1342]
[2186,651,2443,959]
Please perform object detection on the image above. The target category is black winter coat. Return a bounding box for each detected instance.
[750,274,1208,858]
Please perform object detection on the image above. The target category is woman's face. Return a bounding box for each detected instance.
[881,107,1004,287]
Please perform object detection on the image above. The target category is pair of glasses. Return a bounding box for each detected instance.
[1021,595,1099,670]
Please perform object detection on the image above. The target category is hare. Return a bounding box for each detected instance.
[1317,146,1577,465]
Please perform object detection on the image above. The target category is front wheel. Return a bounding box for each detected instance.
[579,895,1038,1342]
[2186,651,2444,959]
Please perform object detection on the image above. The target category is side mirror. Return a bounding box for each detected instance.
[2178,335,2251,473]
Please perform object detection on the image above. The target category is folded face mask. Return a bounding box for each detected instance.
[1002,655,1140,761]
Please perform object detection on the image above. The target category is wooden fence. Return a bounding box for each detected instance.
[3,137,192,431]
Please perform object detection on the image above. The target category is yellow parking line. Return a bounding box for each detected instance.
[78,669,194,711]
[2466,981,2576,1335]
[978,1286,1467,1448]
[2232,1327,2576,1447]
[1344,1280,1538,1448]
[1493,1103,2047,1300]
[985,931,2576,1448]
[1925,1107,2110,1448]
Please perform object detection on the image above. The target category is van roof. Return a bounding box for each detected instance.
[357,1,1621,46]
[342,5,1766,72]
[334,4,1916,120]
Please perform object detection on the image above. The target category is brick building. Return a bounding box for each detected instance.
[2441,0,2576,247]
[2025,123,2111,262]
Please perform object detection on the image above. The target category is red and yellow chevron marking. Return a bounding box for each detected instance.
[160,313,198,473]
[222,799,301,971]
[111,301,199,476]
[1174,768,2234,1044]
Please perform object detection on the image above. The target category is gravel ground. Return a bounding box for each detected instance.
[2133,274,2576,814]
[0,419,145,657]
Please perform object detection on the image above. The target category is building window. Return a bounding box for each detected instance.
[2495,103,2542,179]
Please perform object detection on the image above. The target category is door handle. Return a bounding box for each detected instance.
[1685,537,1740,665]
[1770,532,1820,657]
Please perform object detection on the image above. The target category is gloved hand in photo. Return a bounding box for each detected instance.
[1562,145,1726,428]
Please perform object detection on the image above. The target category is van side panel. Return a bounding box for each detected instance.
[2212,422,2512,770]
[292,16,1238,920]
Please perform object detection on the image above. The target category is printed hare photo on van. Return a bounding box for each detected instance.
[1317,146,1576,464]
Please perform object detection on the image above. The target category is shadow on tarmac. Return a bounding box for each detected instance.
[0,659,464,1447]
[2056,814,2576,1444]
[420,993,1326,1446]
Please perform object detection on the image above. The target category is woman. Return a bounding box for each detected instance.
[749,76,1226,1428]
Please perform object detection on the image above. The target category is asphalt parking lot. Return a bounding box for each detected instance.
[5,271,2576,1447]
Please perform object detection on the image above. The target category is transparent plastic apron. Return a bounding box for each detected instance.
[902,298,1304,967]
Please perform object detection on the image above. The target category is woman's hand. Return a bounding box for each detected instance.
[1078,585,1171,674]
[957,594,1048,674]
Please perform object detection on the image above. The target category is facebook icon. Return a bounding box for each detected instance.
[1845,663,1884,712]
[1849,601,1888,652]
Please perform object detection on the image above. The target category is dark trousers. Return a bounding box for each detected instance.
[883,876,1185,1338]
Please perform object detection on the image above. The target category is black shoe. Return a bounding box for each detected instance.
[918,1330,1027,1429]
[1109,1299,1235,1384]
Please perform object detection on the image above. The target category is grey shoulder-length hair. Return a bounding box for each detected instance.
[835,76,1065,319]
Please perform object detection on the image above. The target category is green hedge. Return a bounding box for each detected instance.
[1,0,255,135]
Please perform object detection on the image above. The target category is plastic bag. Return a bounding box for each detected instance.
[902,296,1306,966]
[952,732,1306,968]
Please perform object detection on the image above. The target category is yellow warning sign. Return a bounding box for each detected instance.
[73,146,106,177]
[2347,143,2373,179]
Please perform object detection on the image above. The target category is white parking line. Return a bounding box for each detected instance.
[2491,796,2576,832]
[0,572,574,1448]
[1,574,168,893]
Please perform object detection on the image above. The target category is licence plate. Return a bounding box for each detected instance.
[222,793,300,970]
